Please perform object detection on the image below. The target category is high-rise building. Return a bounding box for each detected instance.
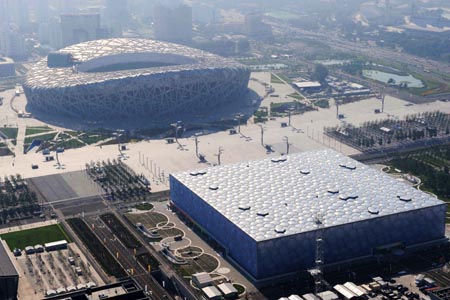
[0,29,27,58]
[38,17,63,50]
[58,0,77,14]
[104,0,128,37]
[0,57,15,78]
[36,0,52,23]
[0,0,29,31]
[0,1,11,29]
[60,13,102,47]
[244,13,273,39]
[153,3,192,44]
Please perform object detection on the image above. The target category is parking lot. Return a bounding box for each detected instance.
[14,242,104,300]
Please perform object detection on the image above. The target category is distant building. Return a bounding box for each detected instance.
[60,13,103,47]
[104,0,128,37]
[36,0,52,23]
[0,0,30,31]
[38,17,63,50]
[293,81,322,93]
[244,13,272,39]
[44,278,150,300]
[0,240,19,300]
[153,4,193,44]
[0,57,15,78]
[0,29,27,59]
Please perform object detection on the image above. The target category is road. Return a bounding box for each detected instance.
[112,210,200,300]
[84,214,173,300]
[268,20,450,83]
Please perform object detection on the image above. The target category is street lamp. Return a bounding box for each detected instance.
[194,132,202,158]
[215,147,224,166]
[171,121,183,146]
[283,136,291,155]
[234,113,244,133]
[258,124,265,147]
[286,106,295,126]
[114,129,125,159]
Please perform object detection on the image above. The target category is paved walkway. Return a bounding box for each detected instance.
[152,201,261,296]
[0,219,58,235]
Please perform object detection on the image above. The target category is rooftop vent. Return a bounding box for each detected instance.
[190,170,207,176]
[368,207,379,215]
[271,157,287,163]
[327,188,339,194]
[397,195,412,202]
[238,205,251,211]
[339,194,358,201]
[274,226,286,234]
[257,211,269,217]
[300,169,310,175]
[209,185,219,191]
[339,163,357,170]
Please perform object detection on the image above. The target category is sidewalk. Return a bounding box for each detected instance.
[0,219,58,235]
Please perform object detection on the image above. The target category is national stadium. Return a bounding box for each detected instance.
[170,149,446,285]
[23,38,250,121]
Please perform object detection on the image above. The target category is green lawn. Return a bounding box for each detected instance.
[287,93,304,100]
[135,202,154,211]
[54,139,85,150]
[313,99,330,108]
[65,131,79,137]
[0,127,18,139]
[24,132,57,144]
[79,134,109,145]
[270,73,284,84]
[0,224,72,250]
[25,126,54,136]
[276,73,292,83]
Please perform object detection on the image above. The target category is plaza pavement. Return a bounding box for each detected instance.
[0,73,450,193]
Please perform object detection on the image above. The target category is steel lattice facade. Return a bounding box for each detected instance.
[24,38,250,120]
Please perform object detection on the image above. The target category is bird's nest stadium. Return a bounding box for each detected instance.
[24,38,250,121]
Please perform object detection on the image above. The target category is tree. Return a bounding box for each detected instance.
[311,64,329,84]
[387,78,396,85]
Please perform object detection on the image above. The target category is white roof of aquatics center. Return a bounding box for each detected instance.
[25,38,245,89]
[171,149,444,242]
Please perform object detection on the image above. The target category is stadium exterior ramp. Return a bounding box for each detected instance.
[170,149,446,285]
[24,38,250,121]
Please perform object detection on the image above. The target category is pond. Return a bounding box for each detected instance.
[362,70,424,88]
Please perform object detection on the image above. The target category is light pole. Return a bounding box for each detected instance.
[235,113,244,133]
[286,106,295,126]
[283,136,291,155]
[115,129,125,158]
[336,99,340,119]
[194,132,202,158]
[258,124,265,147]
[171,121,184,147]
[216,147,224,166]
